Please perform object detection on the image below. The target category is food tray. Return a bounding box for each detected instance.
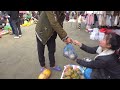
[60,64,85,79]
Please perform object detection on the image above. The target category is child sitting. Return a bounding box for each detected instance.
[70,33,120,79]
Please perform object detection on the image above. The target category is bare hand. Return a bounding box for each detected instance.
[73,40,81,46]
[64,37,73,44]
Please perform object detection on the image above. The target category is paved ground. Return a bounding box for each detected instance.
[0,21,98,79]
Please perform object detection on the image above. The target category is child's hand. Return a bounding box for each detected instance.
[73,40,81,46]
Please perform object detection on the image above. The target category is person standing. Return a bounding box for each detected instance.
[7,11,22,38]
[65,11,70,21]
[35,11,72,72]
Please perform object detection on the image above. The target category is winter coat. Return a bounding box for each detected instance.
[7,11,19,20]
[35,11,67,45]
[76,44,120,79]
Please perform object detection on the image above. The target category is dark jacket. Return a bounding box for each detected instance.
[76,44,120,79]
[7,11,19,20]
[35,11,67,45]
[54,11,65,26]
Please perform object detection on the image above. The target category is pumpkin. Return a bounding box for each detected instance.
[43,69,51,78]
[38,69,51,79]
[38,73,47,79]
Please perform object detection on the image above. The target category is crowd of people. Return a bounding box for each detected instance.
[0,11,39,38]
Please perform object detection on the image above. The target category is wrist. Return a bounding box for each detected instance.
[62,36,69,41]
[79,43,82,47]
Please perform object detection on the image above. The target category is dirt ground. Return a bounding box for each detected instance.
[0,22,98,79]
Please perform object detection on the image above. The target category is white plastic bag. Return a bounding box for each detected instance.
[98,32,105,41]
[63,44,78,60]
[93,28,99,33]
[90,32,99,40]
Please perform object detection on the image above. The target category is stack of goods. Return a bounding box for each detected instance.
[22,20,30,27]
[22,19,34,27]
[61,65,84,79]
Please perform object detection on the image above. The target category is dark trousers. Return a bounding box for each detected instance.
[20,18,24,25]
[11,19,22,36]
[19,13,24,25]
[36,34,56,67]
[8,18,15,34]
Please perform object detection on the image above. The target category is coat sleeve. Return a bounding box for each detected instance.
[45,11,68,41]
[76,58,107,69]
[80,44,99,54]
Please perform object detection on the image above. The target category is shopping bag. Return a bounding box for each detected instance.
[63,44,78,60]
[84,68,92,79]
